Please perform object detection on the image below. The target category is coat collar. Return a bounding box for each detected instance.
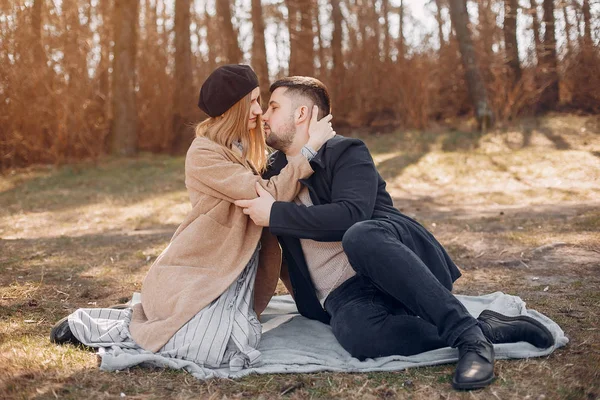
[269,140,330,171]
[267,135,355,175]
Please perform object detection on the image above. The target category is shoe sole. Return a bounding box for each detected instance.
[50,316,94,350]
[49,316,70,344]
[479,309,555,347]
[452,374,495,390]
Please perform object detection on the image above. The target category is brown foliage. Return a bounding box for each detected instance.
[564,46,600,114]
[0,0,598,169]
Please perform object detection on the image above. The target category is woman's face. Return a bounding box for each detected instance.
[248,87,262,130]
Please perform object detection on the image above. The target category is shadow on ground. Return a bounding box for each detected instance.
[0,155,185,216]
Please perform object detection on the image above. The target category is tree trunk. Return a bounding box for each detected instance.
[357,0,368,48]
[562,3,572,55]
[204,6,217,71]
[571,0,583,42]
[31,0,46,67]
[63,2,87,88]
[251,0,270,104]
[97,0,112,120]
[159,0,170,54]
[330,0,344,101]
[503,0,521,86]
[285,0,299,73]
[111,0,138,156]
[478,0,495,58]
[344,0,358,56]
[435,0,445,51]
[448,0,494,130]
[216,0,242,64]
[381,0,391,60]
[314,3,326,77]
[172,0,194,153]
[539,0,559,110]
[582,0,591,46]
[286,0,314,76]
[298,0,314,75]
[529,0,543,64]
[397,0,406,60]
[369,0,381,58]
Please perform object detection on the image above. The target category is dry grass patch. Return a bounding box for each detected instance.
[1,114,599,399]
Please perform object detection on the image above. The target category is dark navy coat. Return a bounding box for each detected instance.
[263,135,461,324]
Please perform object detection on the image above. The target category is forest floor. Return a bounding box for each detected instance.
[1,113,599,399]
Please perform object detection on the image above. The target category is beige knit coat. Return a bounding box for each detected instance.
[129,136,313,352]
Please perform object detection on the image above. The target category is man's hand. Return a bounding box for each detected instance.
[234,182,275,227]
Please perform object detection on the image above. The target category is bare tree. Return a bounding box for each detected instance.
[381,0,391,60]
[330,0,344,101]
[216,0,242,64]
[160,0,170,53]
[313,3,326,77]
[31,0,46,67]
[448,0,494,129]
[63,1,88,90]
[529,0,543,64]
[539,0,559,110]
[286,0,299,74]
[172,0,194,153]
[369,0,381,58]
[504,0,522,86]
[251,0,270,104]
[298,0,314,76]
[355,0,368,50]
[286,0,314,75]
[562,2,573,55]
[96,0,112,113]
[435,0,445,51]
[582,0,591,46]
[111,0,138,156]
[399,1,407,60]
[477,0,495,58]
[204,6,217,71]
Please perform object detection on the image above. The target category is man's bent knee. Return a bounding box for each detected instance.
[342,220,387,276]
[342,221,381,256]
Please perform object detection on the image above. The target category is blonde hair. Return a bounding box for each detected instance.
[194,92,267,173]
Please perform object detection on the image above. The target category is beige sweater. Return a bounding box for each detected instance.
[295,187,356,305]
[129,136,313,352]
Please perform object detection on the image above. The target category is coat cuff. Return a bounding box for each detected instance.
[269,201,290,236]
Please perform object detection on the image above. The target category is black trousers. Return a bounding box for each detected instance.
[324,219,478,359]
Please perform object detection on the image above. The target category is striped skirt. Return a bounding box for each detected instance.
[68,246,262,371]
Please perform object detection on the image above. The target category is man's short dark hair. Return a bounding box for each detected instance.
[270,77,331,118]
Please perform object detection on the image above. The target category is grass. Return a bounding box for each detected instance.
[1,114,600,399]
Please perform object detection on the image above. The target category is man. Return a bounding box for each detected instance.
[235,77,554,390]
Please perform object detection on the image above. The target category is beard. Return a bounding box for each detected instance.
[265,119,295,152]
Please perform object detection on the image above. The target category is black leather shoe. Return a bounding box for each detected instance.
[50,316,82,346]
[452,339,495,390]
[478,310,554,348]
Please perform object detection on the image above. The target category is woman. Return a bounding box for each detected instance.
[50,64,335,372]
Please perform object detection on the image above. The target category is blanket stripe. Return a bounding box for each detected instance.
[68,246,262,370]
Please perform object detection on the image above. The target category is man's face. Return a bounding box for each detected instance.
[262,87,296,152]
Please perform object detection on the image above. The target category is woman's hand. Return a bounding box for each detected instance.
[306,105,336,152]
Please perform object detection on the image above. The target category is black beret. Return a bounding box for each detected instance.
[198,64,259,117]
